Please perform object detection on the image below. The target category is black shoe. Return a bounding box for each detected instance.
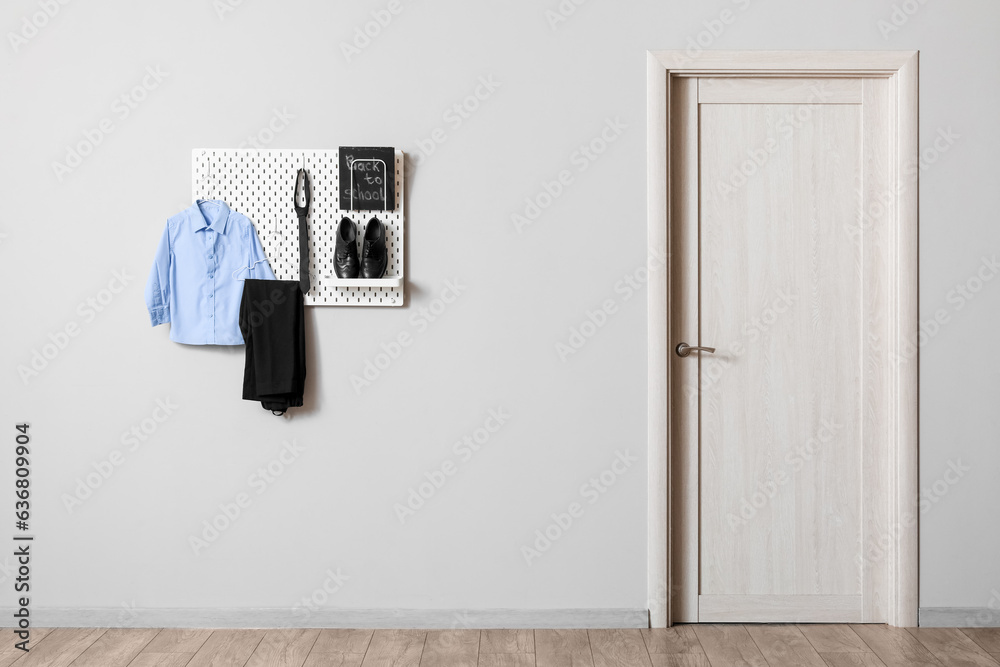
[334,217,360,279]
[361,217,388,279]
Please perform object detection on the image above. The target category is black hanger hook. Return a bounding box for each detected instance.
[293,168,311,216]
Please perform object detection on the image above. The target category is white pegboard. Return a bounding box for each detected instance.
[192,148,404,306]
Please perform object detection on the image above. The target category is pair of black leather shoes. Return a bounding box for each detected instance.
[335,217,387,279]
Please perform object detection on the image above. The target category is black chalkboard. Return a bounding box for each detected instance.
[339,146,395,211]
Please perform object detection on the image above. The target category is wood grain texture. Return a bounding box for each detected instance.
[849,625,942,667]
[7,625,999,667]
[361,630,426,667]
[668,74,700,624]
[479,630,532,653]
[14,627,105,667]
[890,50,920,629]
[589,629,651,667]
[0,627,53,666]
[303,652,365,667]
[798,625,871,653]
[699,99,864,606]
[698,77,862,104]
[535,629,594,667]
[69,627,159,667]
[907,628,999,667]
[648,656,711,667]
[691,625,767,667]
[186,629,266,667]
[126,654,198,667]
[311,629,374,654]
[699,596,863,623]
[650,53,919,628]
[418,630,479,667]
[820,654,887,667]
[650,50,917,73]
[963,629,1000,653]
[142,628,213,654]
[860,76,892,625]
[744,625,826,667]
[477,655,535,667]
[244,629,319,667]
[641,626,704,654]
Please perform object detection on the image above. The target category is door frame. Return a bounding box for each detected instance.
[646,51,919,628]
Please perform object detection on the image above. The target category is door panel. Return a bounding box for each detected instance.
[699,594,863,623]
[670,76,891,623]
[697,77,863,104]
[656,54,918,629]
[699,100,864,606]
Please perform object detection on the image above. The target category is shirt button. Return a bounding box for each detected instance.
[208,254,214,259]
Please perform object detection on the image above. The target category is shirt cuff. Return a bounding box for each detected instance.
[149,306,170,327]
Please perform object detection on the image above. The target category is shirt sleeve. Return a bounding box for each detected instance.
[247,220,277,280]
[145,222,171,326]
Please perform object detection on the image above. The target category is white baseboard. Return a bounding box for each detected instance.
[26,606,1000,628]
[919,607,1000,627]
[1,607,649,629]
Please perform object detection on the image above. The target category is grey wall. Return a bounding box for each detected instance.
[1,0,997,620]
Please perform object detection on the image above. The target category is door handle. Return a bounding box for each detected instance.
[675,342,716,357]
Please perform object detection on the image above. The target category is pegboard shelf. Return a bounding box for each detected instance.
[325,276,403,288]
[192,148,405,307]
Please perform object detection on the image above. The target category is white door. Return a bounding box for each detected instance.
[670,76,893,623]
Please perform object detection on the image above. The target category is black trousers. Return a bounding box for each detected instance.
[239,279,306,414]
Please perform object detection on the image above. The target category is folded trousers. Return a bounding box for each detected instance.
[239,279,306,414]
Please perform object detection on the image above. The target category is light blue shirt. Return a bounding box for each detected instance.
[145,200,276,345]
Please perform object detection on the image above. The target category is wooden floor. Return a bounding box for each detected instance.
[5,625,1000,667]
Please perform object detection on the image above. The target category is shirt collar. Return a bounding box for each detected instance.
[192,199,231,234]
